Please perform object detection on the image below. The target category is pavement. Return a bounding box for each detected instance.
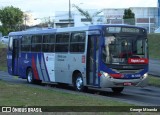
[149,59,160,77]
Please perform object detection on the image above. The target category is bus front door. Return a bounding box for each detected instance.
[12,39,19,75]
[87,36,99,86]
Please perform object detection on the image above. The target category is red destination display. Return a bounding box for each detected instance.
[128,58,148,64]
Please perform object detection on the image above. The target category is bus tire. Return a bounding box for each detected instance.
[112,87,124,94]
[74,73,85,92]
[27,68,34,84]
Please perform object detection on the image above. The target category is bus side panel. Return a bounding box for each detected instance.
[18,52,32,79]
[53,53,86,84]
[42,53,55,82]
[31,53,44,81]
[29,52,54,82]
[54,54,71,84]
[18,52,45,81]
[68,54,86,84]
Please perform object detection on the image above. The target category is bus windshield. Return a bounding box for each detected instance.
[102,34,148,65]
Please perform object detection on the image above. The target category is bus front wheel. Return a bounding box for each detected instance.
[27,68,34,84]
[74,73,85,92]
[112,87,124,94]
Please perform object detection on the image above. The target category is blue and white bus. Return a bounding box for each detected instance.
[7,24,148,93]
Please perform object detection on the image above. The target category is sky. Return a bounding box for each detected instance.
[0,0,158,19]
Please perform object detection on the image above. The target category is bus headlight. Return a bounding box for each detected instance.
[101,71,110,78]
[143,73,148,79]
[103,72,108,77]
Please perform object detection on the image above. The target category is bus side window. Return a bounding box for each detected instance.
[70,32,85,52]
[21,35,31,52]
[136,39,144,55]
[42,34,55,52]
[31,35,42,52]
[55,33,69,52]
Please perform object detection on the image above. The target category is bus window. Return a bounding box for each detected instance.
[31,35,42,52]
[42,34,55,52]
[21,35,31,52]
[55,33,69,52]
[136,39,145,55]
[70,32,85,52]
[43,34,55,43]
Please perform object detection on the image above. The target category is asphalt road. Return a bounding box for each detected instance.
[0,71,160,106]
[149,59,160,77]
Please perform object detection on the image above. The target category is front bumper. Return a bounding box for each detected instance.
[100,73,148,88]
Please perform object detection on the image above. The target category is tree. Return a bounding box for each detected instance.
[0,6,23,35]
[123,8,135,25]
[72,4,103,24]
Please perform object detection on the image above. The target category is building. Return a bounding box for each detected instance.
[103,7,158,33]
[54,6,159,33]
[54,10,104,28]
[54,11,74,28]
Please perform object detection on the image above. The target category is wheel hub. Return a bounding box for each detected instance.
[76,77,83,90]
[28,71,32,83]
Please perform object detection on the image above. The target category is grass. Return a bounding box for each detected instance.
[0,42,7,48]
[0,80,132,106]
[0,75,159,106]
[148,33,160,60]
[0,47,7,71]
[148,75,160,87]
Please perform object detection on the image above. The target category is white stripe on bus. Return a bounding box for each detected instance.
[41,54,49,82]
[36,55,44,81]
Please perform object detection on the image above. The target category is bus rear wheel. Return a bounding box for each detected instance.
[74,73,85,92]
[27,68,34,84]
[112,87,124,94]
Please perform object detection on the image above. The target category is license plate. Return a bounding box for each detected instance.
[123,82,132,86]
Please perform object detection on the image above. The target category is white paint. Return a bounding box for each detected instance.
[44,53,55,82]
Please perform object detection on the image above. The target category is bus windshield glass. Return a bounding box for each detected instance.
[103,27,147,65]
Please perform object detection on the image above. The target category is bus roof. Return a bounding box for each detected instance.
[9,24,145,36]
